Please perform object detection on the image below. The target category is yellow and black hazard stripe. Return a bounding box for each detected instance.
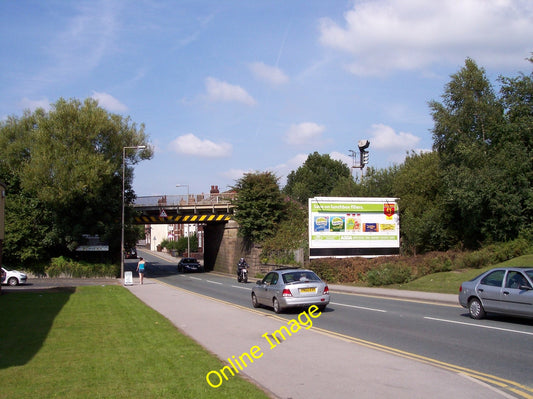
[134,214,232,224]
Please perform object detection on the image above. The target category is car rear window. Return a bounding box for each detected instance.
[282,271,320,284]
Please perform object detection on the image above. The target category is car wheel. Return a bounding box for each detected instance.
[252,293,260,308]
[468,297,486,319]
[8,277,19,286]
[273,298,282,314]
[317,305,327,312]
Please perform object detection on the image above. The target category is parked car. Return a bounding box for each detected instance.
[124,248,138,259]
[459,267,533,319]
[251,268,330,313]
[177,257,204,273]
[1,267,28,286]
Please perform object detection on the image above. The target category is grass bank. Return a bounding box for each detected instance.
[390,254,533,294]
[0,286,270,399]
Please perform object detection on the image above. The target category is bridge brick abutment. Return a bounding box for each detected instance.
[204,220,262,277]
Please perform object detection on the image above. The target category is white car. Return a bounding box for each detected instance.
[1,267,27,286]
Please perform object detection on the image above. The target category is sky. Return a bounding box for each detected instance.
[1,0,532,198]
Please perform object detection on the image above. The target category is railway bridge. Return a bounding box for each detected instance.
[132,193,243,272]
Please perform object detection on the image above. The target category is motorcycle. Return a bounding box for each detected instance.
[237,264,248,283]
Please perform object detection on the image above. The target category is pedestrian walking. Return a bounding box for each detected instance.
[136,257,146,284]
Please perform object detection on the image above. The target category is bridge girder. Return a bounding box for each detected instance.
[132,204,234,225]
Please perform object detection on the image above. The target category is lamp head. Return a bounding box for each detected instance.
[358,139,370,150]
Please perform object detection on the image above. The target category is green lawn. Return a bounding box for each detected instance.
[0,286,270,399]
[391,254,533,294]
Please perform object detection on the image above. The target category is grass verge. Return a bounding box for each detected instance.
[0,286,270,399]
[390,254,533,294]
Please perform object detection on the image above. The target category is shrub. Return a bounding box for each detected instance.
[365,263,413,286]
[46,257,119,278]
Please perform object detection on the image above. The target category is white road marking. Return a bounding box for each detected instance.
[188,276,201,280]
[425,317,533,336]
[206,280,223,285]
[331,302,386,313]
[232,285,252,290]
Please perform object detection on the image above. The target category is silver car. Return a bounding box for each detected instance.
[251,268,330,313]
[459,267,533,319]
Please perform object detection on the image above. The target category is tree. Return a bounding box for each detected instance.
[283,152,351,203]
[392,151,451,254]
[429,58,530,248]
[430,58,503,168]
[0,98,152,270]
[232,172,285,246]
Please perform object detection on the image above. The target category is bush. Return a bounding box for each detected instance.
[46,256,119,278]
[306,237,533,287]
[365,263,413,286]
[161,234,199,255]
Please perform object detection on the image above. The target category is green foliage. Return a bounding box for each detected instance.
[427,58,531,249]
[283,152,351,203]
[46,256,119,278]
[161,234,199,255]
[0,97,152,271]
[260,200,307,265]
[308,238,532,287]
[232,171,285,245]
[365,263,413,286]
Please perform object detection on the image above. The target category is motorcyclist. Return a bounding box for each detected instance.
[237,258,248,281]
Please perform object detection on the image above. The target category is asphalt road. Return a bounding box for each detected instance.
[135,250,533,391]
[6,250,532,394]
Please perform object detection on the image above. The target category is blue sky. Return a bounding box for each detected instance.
[1,0,532,198]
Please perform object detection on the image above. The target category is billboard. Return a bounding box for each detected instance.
[309,197,399,258]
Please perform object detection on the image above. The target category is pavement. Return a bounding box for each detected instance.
[2,252,512,398]
[121,250,512,399]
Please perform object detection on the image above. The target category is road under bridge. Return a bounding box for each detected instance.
[132,194,240,272]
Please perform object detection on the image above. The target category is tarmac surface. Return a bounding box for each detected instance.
[2,255,514,399]
[123,251,512,399]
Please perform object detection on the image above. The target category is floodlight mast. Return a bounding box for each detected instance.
[349,140,370,180]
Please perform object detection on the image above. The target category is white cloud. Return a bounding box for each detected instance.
[91,91,128,112]
[19,97,51,112]
[285,122,326,145]
[204,77,256,105]
[250,62,289,85]
[330,151,353,168]
[319,0,533,76]
[368,123,420,150]
[170,133,232,158]
[270,153,309,186]
[220,168,253,182]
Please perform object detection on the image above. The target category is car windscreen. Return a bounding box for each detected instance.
[526,270,533,281]
[282,271,320,284]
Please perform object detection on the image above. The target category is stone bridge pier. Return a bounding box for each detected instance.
[204,220,262,278]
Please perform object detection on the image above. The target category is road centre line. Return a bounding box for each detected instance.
[188,276,201,280]
[232,285,252,290]
[331,302,386,313]
[424,317,533,336]
[206,280,223,285]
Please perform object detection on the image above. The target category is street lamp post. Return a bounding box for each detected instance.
[121,145,146,281]
[176,184,190,257]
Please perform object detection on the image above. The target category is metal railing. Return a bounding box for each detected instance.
[133,193,236,208]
